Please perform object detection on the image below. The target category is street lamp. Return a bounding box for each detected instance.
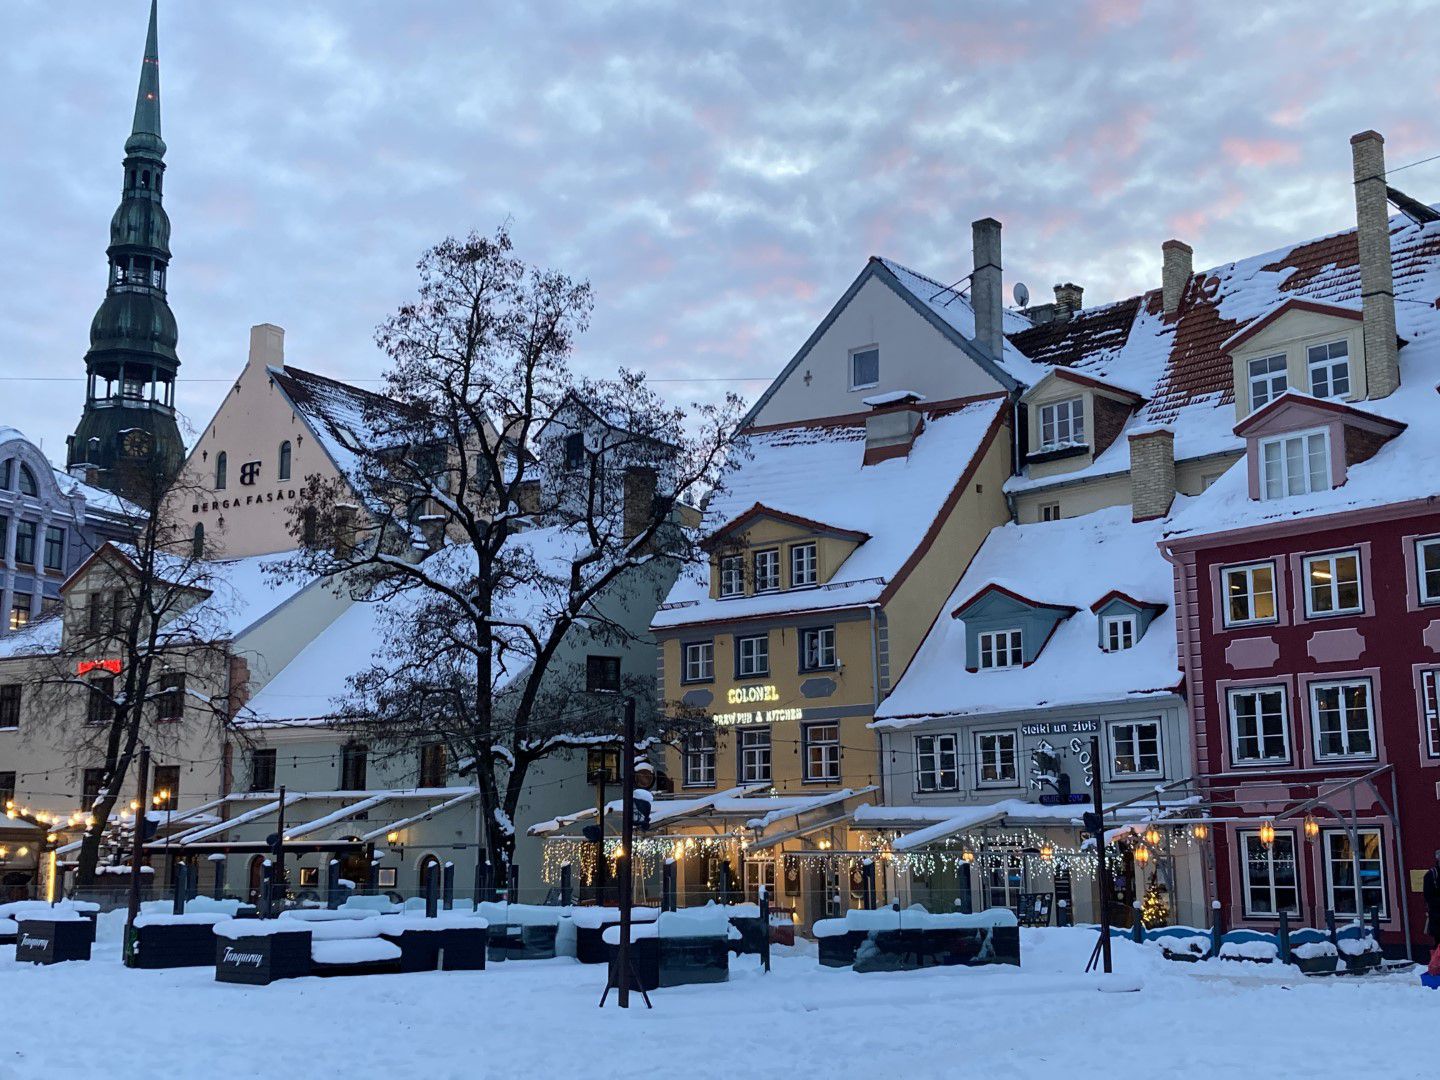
[1144,825,1161,847]
[1191,823,1208,841]
[1303,814,1320,841]
[1135,844,1151,866]
[1258,820,1276,846]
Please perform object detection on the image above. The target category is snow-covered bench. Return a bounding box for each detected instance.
[602,908,735,989]
[814,906,1020,972]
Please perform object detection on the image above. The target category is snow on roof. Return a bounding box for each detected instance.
[653,397,1006,629]
[873,505,1180,727]
[267,364,416,485]
[52,469,139,519]
[525,784,868,836]
[1005,209,1440,495]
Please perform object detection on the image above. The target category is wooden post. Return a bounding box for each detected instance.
[475,859,492,905]
[1278,910,1291,965]
[1089,735,1112,974]
[860,858,876,910]
[273,785,287,913]
[125,744,151,933]
[326,859,340,910]
[1210,899,1225,958]
[1326,908,1338,947]
[719,860,732,906]
[211,854,225,900]
[593,774,608,902]
[560,863,573,907]
[1131,901,1144,943]
[616,696,637,1009]
[260,860,274,919]
[508,863,520,901]
[172,862,188,916]
[661,858,676,912]
[442,861,455,911]
[425,861,439,919]
[759,884,771,973]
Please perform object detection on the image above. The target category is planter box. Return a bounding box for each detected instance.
[129,921,218,969]
[16,919,92,965]
[1342,951,1382,974]
[310,938,402,977]
[488,923,556,961]
[1292,954,1339,975]
[818,929,869,968]
[854,926,1021,973]
[383,926,487,972]
[658,936,729,987]
[575,925,613,965]
[214,930,312,985]
[608,936,660,993]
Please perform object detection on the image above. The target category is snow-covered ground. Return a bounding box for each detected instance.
[0,917,1431,1080]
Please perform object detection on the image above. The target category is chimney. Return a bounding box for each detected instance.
[247,323,285,374]
[1053,282,1084,321]
[971,218,1004,360]
[1161,240,1193,317]
[1128,427,1176,522]
[1350,130,1401,399]
[623,466,658,544]
[863,393,925,465]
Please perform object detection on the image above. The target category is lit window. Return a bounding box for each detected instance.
[1416,539,1440,605]
[790,543,817,587]
[684,731,716,786]
[850,348,880,390]
[1227,686,1290,764]
[683,641,714,683]
[915,734,959,792]
[1247,354,1287,411]
[753,549,780,593]
[1324,828,1386,918]
[1222,562,1277,626]
[1259,429,1330,499]
[802,723,840,782]
[1242,830,1300,917]
[975,731,1018,785]
[1310,680,1375,760]
[1109,719,1162,776]
[1307,340,1350,400]
[152,766,179,811]
[1102,614,1138,652]
[978,629,1023,670]
[736,634,769,678]
[800,626,836,671]
[718,555,743,598]
[8,597,30,631]
[739,727,772,783]
[1038,398,1085,450]
[1304,550,1362,617]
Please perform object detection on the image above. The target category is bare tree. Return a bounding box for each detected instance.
[28,455,238,889]
[271,225,740,872]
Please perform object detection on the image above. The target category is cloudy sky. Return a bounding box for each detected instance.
[8,0,1440,459]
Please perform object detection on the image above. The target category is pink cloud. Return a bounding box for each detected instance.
[1221,137,1301,169]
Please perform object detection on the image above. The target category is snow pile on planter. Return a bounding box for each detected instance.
[1292,941,1338,960]
[812,906,1018,937]
[311,939,402,966]
[601,907,739,944]
[1219,938,1278,962]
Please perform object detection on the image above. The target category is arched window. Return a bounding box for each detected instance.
[17,465,37,497]
[191,522,204,559]
[215,452,227,490]
[140,170,150,189]
[278,440,292,481]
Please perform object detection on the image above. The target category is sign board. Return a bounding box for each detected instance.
[1038,793,1090,806]
[727,685,780,705]
[714,708,802,728]
[1020,719,1098,737]
[76,658,122,677]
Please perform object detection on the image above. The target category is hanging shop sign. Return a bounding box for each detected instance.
[76,658,122,677]
[1020,719,1098,737]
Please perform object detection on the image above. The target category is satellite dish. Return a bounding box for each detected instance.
[1013,282,1030,308]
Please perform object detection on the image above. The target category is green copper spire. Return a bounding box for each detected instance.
[68,0,184,496]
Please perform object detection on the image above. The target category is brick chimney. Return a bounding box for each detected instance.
[1350,130,1401,399]
[623,466,658,544]
[971,218,1004,361]
[247,323,285,374]
[1053,282,1084,321]
[863,393,926,465]
[1161,241,1192,317]
[1129,427,1176,522]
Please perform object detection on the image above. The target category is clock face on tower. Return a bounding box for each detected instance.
[123,430,153,459]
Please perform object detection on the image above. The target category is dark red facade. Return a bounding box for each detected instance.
[1167,500,1440,956]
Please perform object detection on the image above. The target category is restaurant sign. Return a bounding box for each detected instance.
[714,707,802,728]
[1020,719,1098,737]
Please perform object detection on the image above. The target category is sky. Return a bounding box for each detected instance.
[7,0,1440,461]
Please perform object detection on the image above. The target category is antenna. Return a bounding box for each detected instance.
[1012,282,1030,308]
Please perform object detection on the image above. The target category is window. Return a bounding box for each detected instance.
[802,723,840,782]
[191,522,204,559]
[976,731,1018,786]
[249,748,276,792]
[1324,828,1386,918]
[278,440,292,481]
[986,852,1024,910]
[563,432,586,469]
[14,521,35,566]
[718,555,743,598]
[800,626,837,671]
[43,527,64,573]
[743,858,776,903]
[17,465,37,498]
[87,590,120,637]
[1038,397,1085,450]
[418,743,447,787]
[0,771,14,810]
[790,542,817,587]
[1102,614,1137,652]
[215,452,227,490]
[753,549,780,593]
[86,676,115,726]
[82,768,105,811]
[1241,830,1300,917]
[1227,686,1290,764]
[155,673,185,722]
[152,765,179,812]
[850,347,879,390]
[683,641,714,683]
[1110,719,1162,776]
[0,515,6,561]
[9,597,29,631]
[0,685,19,730]
[1423,669,1440,759]
[978,629,1023,670]
[0,460,10,489]
[736,634,770,678]
[738,727,772,783]
[298,867,320,888]
[1416,538,1440,605]
[1222,563,1277,626]
[1259,429,1330,499]
[915,733,958,793]
[683,731,716,787]
[340,744,368,790]
[584,654,622,694]
[585,747,620,785]
[1039,502,1061,522]
[1304,550,1361,617]
[1307,340,1350,400]
[1310,680,1375,760]
[1247,354,1287,411]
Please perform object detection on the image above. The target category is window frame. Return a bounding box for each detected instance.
[152,765,179,812]
[1101,613,1138,652]
[1108,717,1163,779]
[977,628,1023,670]
[1226,685,1291,767]
[1039,502,1061,522]
[1306,339,1350,401]
[278,440,293,481]
[737,726,772,784]
[1037,396,1085,451]
[340,743,369,791]
[155,672,185,723]
[1302,549,1363,618]
[914,733,959,793]
[801,722,840,783]
[752,548,781,593]
[1309,678,1376,762]
[974,729,1019,788]
[0,684,20,730]
[735,634,770,679]
[1239,828,1301,918]
[1247,353,1288,412]
[584,654,623,694]
[1259,427,1331,500]
[1422,668,1440,760]
[85,675,115,727]
[718,554,744,598]
[1416,538,1440,606]
[683,730,716,788]
[799,625,837,672]
[682,640,715,684]
[1322,827,1387,919]
[1221,561,1278,628]
[13,520,35,566]
[418,743,447,787]
[849,347,880,391]
[790,542,818,588]
[43,526,65,573]
[248,748,277,792]
[215,452,228,491]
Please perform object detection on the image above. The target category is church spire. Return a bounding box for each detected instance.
[67,0,184,497]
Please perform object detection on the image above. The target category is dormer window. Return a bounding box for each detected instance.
[978,629,1022,670]
[753,549,780,593]
[1307,340,1350,400]
[1259,428,1330,499]
[1101,614,1137,652]
[850,347,880,390]
[790,542,817,587]
[719,555,743,598]
[1038,398,1084,450]
[563,432,585,470]
[1248,354,1287,412]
